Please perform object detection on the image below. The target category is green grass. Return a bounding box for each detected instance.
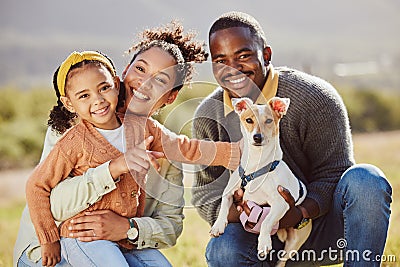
[1,131,399,267]
[0,201,25,267]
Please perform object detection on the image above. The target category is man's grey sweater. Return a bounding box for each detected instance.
[191,67,355,225]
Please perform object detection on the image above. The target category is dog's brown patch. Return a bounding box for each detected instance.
[239,104,280,138]
[239,108,257,133]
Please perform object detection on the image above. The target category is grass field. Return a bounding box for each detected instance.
[0,131,399,267]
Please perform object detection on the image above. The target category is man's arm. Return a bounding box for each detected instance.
[190,98,239,226]
[292,80,354,219]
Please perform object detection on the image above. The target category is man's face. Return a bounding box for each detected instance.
[209,27,270,101]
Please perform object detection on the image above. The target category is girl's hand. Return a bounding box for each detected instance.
[41,241,61,267]
[109,136,164,178]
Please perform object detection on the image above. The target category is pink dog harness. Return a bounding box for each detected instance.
[239,201,279,234]
[238,160,306,234]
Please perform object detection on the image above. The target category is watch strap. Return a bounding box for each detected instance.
[294,205,310,230]
[128,218,135,228]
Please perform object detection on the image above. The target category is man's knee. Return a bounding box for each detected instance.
[206,236,243,266]
[206,223,260,266]
[339,163,392,197]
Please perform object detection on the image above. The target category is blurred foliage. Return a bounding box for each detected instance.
[0,87,55,169]
[338,87,400,133]
[0,85,399,170]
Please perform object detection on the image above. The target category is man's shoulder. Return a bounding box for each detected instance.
[276,66,333,88]
[276,67,346,115]
[195,87,224,116]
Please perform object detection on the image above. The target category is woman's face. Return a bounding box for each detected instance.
[123,47,179,116]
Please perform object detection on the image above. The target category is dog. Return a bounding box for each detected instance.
[210,97,312,266]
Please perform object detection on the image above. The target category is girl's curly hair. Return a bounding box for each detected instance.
[126,20,208,91]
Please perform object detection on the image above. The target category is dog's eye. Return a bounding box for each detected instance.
[266,119,273,124]
[246,118,253,124]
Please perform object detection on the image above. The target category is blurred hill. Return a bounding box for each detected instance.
[0,0,399,91]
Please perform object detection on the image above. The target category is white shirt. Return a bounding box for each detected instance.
[95,125,126,153]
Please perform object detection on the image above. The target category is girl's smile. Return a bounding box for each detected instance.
[61,64,120,130]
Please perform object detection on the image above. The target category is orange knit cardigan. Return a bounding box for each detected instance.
[26,114,239,247]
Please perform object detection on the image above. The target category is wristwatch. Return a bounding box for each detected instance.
[127,218,139,243]
[294,205,311,230]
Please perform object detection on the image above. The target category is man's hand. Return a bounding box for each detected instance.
[232,185,303,230]
[225,188,248,223]
[233,188,256,228]
[277,185,303,228]
[231,188,252,225]
[41,241,61,267]
[67,210,130,242]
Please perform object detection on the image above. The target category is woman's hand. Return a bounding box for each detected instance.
[67,210,130,242]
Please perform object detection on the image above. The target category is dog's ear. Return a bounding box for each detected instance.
[269,97,290,119]
[232,97,253,115]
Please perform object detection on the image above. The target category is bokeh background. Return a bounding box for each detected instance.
[1,0,399,266]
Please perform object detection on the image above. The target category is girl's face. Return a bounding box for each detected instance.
[60,64,120,130]
[123,47,179,116]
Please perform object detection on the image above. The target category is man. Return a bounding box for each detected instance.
[192,11,392,266]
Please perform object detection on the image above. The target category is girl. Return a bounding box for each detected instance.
[26,49,239,266]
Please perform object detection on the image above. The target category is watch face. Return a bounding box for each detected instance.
[127,227,138,240]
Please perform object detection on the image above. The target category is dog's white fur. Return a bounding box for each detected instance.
[210,97,312,266]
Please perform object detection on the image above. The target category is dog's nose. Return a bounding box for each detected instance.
[253,133,263,144]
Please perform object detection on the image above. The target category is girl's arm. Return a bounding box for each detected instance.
[147,118,240,170]
[47,126,184,249]
[26,136,76,245]
[49,131,158,221]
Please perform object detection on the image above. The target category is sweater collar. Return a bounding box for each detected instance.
[223,65,279,117]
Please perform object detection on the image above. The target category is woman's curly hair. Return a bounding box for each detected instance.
[126,20,208,91]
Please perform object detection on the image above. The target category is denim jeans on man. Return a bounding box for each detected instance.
[206,164,392,267]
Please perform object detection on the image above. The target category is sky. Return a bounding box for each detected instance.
[0,0,399,88]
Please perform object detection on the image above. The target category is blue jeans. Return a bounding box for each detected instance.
[206,164,392,267]
[60,238,129,266]
[18,240,171,267]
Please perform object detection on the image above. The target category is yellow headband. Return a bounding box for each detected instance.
[57,51,116,96]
